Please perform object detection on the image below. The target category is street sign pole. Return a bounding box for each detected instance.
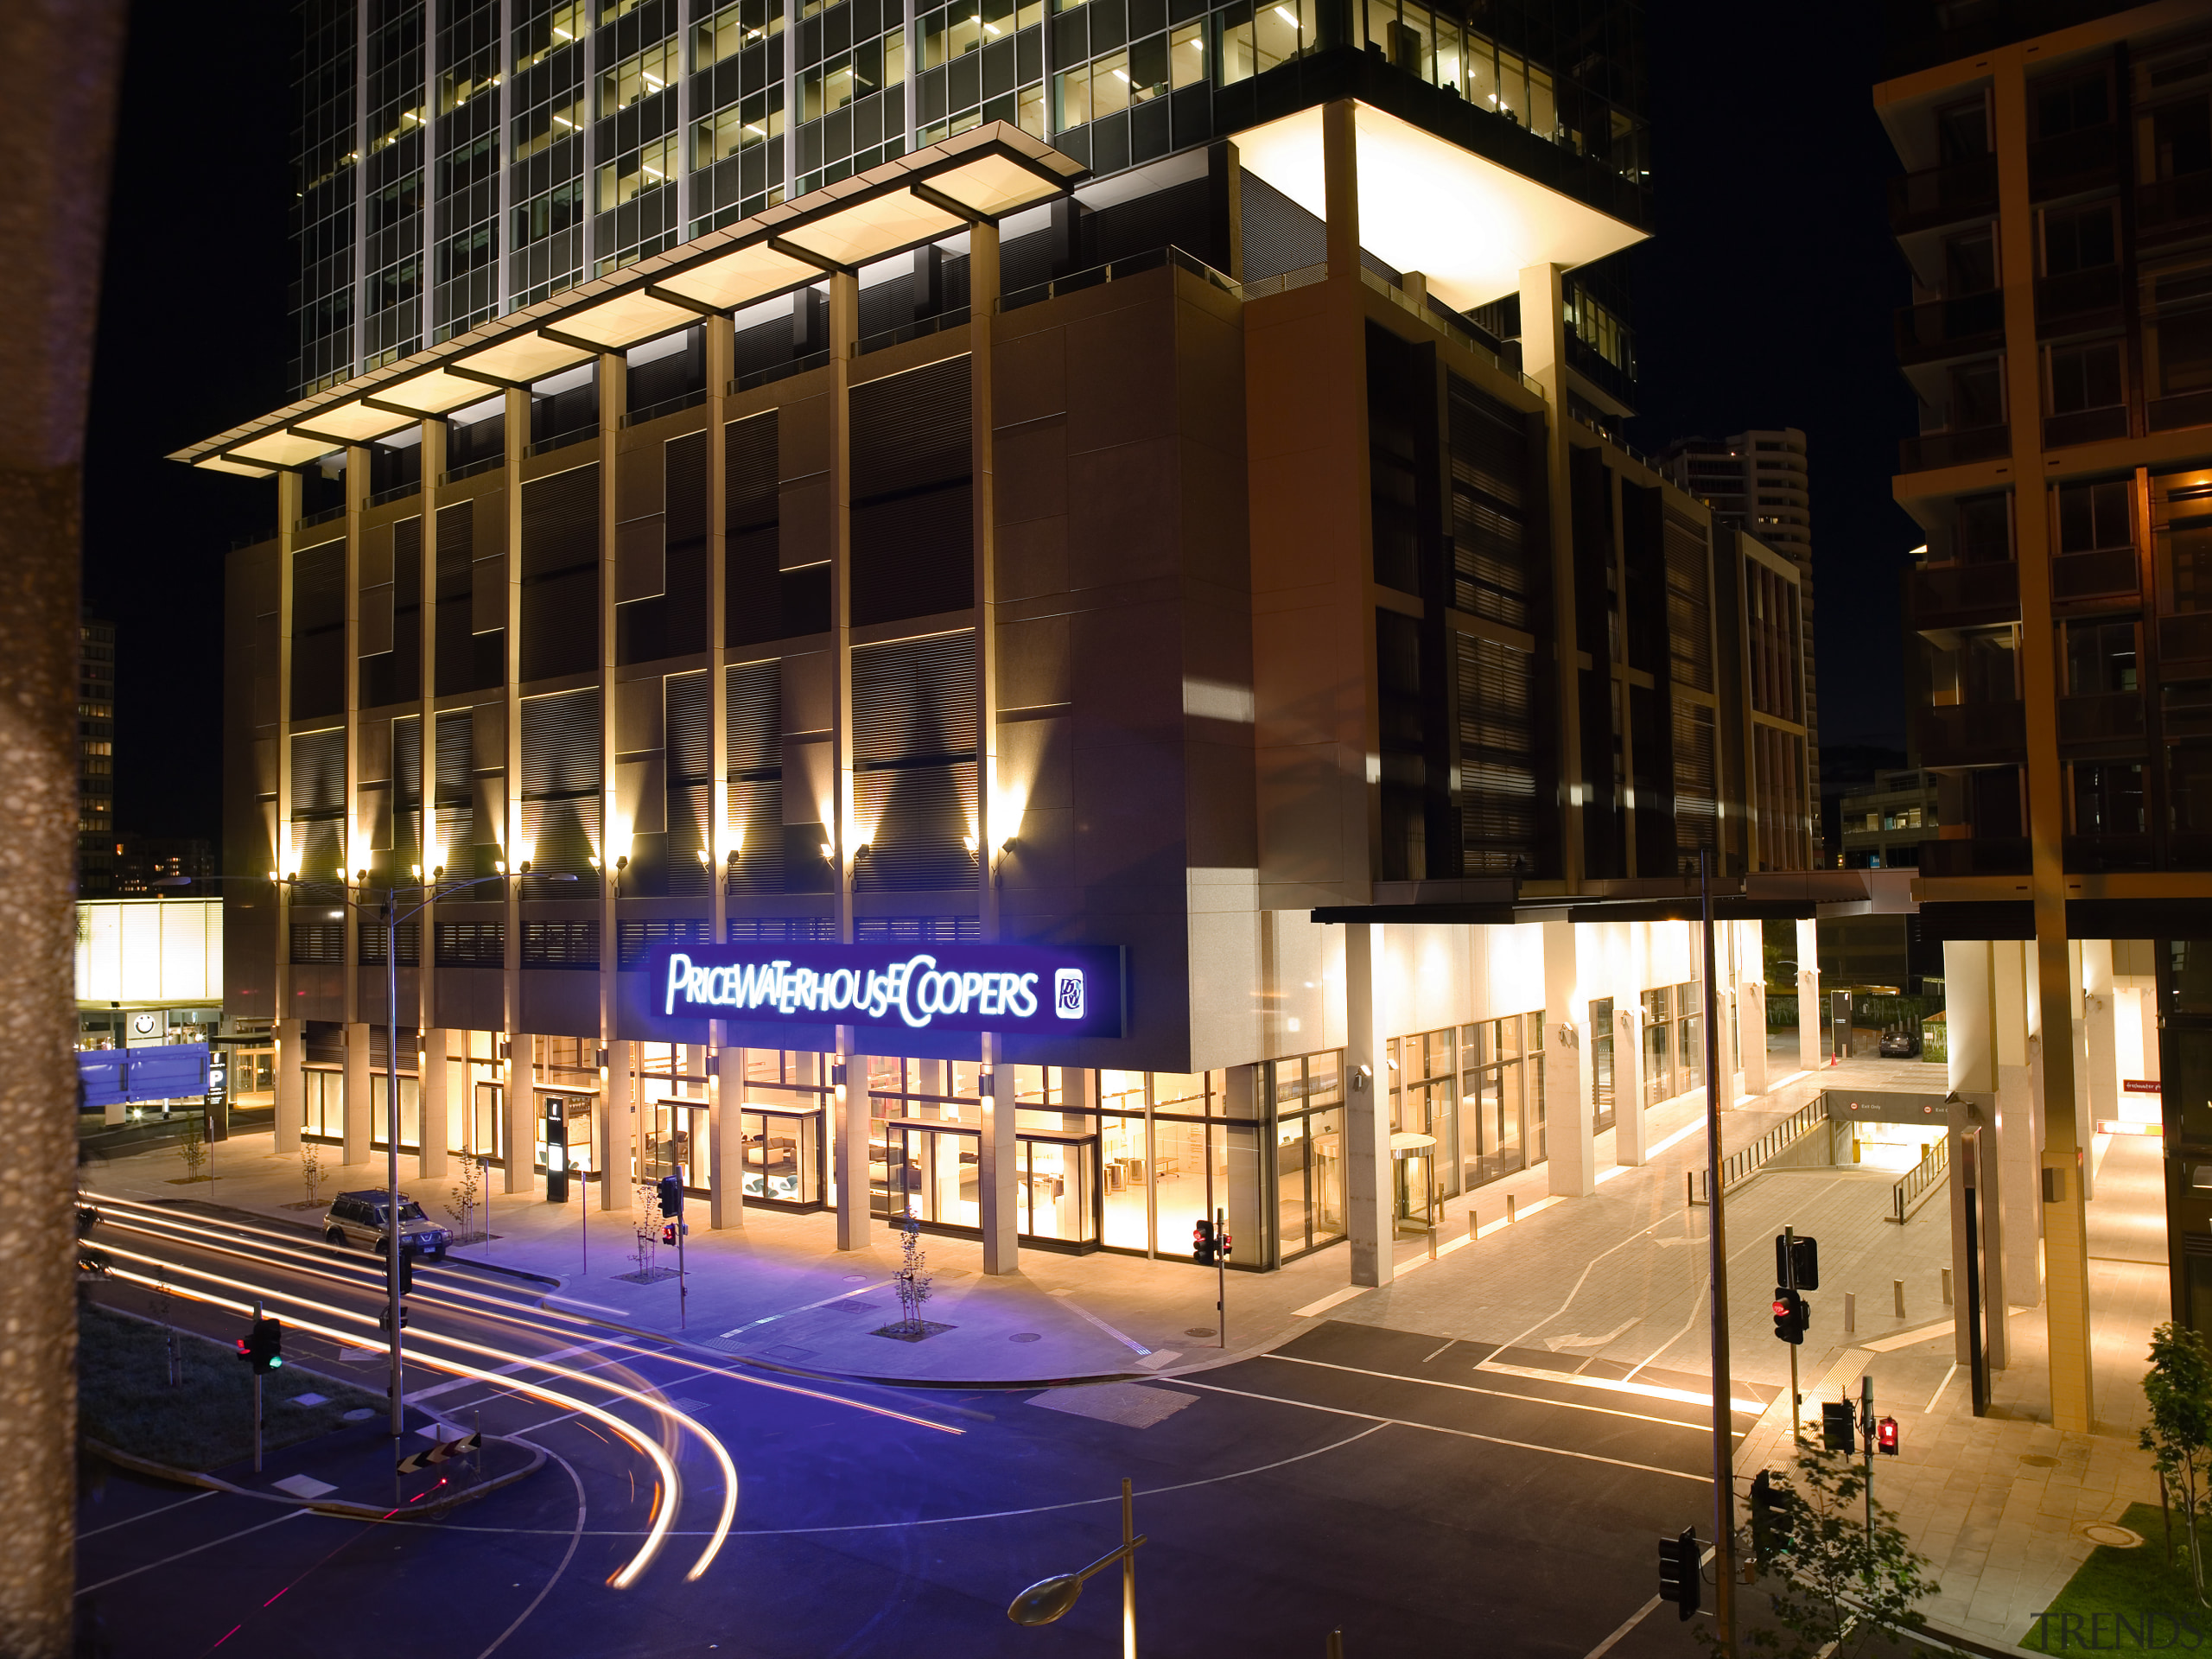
[1698,848,1738,1654]
[1785,1226,1801,1445]
[251,1296,264,1473]
[1216,1205,1227,1351]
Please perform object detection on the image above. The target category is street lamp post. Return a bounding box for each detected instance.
[1007,1478,1145,1658]
[280,861,572,1437]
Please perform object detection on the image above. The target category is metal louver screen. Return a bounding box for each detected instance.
[520,464,601,681]
[433,709,474,870]
[290,728,346,816]
[1456,633,1538,873]
[852,632,978,893]
[435,920,505,966]
[1663,509,1713,694]
[393,713,423,869]
[1674,702,1718,862]
[665,432,709,657]
[665,670,710,895]
[619,918,715,969]
[725,412,794,648]
[523,920,600,969]
[1450,378,1532,630]
[435,501,477,697]
[727,660,784,895]
[289,923,345,964]
[520,688,602,887]
[850,358,973,627]
[292,544,345,719]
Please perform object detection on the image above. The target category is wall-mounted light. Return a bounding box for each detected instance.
[410,862,423,878]
[820,841,836,862]
[696,849,710,868]
[518,860,534,874]
[615,855,628,872]
[493,860,507,874]
[588,854,601,870]
[431,865,445,880]
[854,841,871,859]
[962,832,979,855]
[1351,1063,1374,1092]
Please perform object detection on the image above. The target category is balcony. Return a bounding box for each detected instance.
[1915,700,2026,767]
[1916,837,2030,877]
[2028,124,2120,202]
[2064,834,2154,873]
[2151,389,2212,434]
[2044,405,2129,449]
[1899,424,2010,473]
[1894,289,2004,365]
[2050,545,2139,602]
[1888,153,1997,234]
[2162,613,2212,677]
[1908,559,2018,629]
[2139,173,2212,249]
[2035,265,2123,338]
[2057,691,2145,745]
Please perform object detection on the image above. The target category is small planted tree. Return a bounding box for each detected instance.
[445,1151,482,1243]
[893,1209,934,1335]
[631,1178,662,1280]
[300,1139,326,1205]
[176,1114,209,1183]
[1714,1446,1941,1659]
[2144,1320,2212,1604]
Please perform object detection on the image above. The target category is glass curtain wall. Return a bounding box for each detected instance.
[740,1048,828,1208]
[1638,982,1706,1106]
[1272,1052,1345,1262]
[1590,996,1616,1132]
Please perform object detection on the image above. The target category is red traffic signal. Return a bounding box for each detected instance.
[1877,1415,1899,1456]
[1770,1287,1808,1344]
[1218,1228,1232,1261]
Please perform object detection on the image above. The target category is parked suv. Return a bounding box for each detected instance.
[1878,1025,1921,1058]
[322,1191,451,1260]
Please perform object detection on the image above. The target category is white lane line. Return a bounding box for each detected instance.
[1294,1285,1368,1318]
[76,1490,214,1541]
[1475,1360,1767,1417]
[74,1511,306,1597]
[1925,1363,1958,1414]
[1420,1339,1455,1364]
[1259,1353,1742,1434]
[1581,1547,1716,1658]
[1054,1296,1151,1357]
[1176,1379,1711,1484]
[715,1280,893,1339]
[474,1440,588,1659]
[404,1340,607,1403]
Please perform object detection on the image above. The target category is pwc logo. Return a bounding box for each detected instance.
[1054,968,1086,1020]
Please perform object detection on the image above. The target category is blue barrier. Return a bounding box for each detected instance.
[78,1043,208,1110]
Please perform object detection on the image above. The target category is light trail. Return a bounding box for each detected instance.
[99,1254,680,1588]
[90,1194,963,1439]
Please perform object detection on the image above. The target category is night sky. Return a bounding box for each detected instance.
[80,0,1921,849]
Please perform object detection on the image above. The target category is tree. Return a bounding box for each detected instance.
[299,1139,325,1207]
[1714,1446,1942,1659]
[2143,1320,2212,1605]
[444,1151,481,1243]
[175,1115,208,1183]
[893,1209,933,1335]
[631,1179,662,1280]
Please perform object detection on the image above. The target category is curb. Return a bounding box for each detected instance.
[83,1433,545,1520]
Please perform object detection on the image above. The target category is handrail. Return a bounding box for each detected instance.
[1688,1097,1828,1205]
[1889,1135,1949,1224]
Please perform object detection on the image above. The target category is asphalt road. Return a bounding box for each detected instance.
[73,1197,1759,1658]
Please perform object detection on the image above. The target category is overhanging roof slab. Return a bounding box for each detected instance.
[775,188,968,268]
[228,430,341,468]
[652,240,825,311]
[1232,100,1647,312]
[291,398,417,445]
[460,331,595,385]
[548,288,703,352]
[369,366,506,416]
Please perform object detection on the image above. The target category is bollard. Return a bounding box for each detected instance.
[1327,1633,1344,1659]
[1894,1280,1906,1318]
[1942,1268,1954,1306]
[1468,1210,1479,1241]
[1688,1172,1696,1207]
[1845,1293,1856,1333]
[1507,1193,1516,1224]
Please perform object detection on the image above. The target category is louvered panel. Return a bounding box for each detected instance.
[291,544,346,719]
[666,430,708,543]
[394,715,423,806]
[520,688,602,799]
[851,482,974,626]
[665,431,709,657]
[667,781,710,894]
[727,779,785,893]
[435,501,478,696]
[725,660,781,777]
[1673,702,1718,857]
[851,632,976,766]
[435,502,473,597]
[296,819,343,883]
[1447,379,1526,506]
[521,464,601,578]
[854,760,979,893]
[432,709,474,865]
[1449,375,1533,630]
[849,356,971,500]
[1662,509,1713,693]
[290,728,346,816]
[394,808,423,871]
[1455,633,1537,874]
[520,796,603,877]
[394,515,423,612]
[665,670,710,784]
[520,464,601,681]
[725,410,778,531]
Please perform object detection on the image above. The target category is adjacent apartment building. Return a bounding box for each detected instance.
[178,0,1821,1289]
[1880,0,2212,1432]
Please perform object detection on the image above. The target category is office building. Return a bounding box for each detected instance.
[79,614,117,896]
[180,0,1824,1288]
[1880,0,2212,1431]
[1837,766,1940,868]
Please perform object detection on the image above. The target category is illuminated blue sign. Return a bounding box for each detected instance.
[651,943,1124,1039]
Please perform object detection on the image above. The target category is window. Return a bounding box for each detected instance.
[2057,478,2132,553]
[1936,94,1987,160]
[1945,227,1996,293]
[2066,619,2138,696]
[695,93,785,168]
[2043,203,2115,275]
[599,136,679,212]
[1954,492,2012,563]
[2049,339,2125,414]
[2036,70,2110,139]
[515,1,587,70]
[2147,267,2212,401]
[2069,760,2145,835]
[513,88,587,162]
[600,38,678,116]
[695,0,784,67]
[1951,359,2005,429]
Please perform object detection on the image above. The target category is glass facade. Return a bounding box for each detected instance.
[1385,1014,1544,1214]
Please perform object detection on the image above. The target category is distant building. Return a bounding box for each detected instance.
[1660,429,1821,854]
[1836,768,1940,868]
[78,615,116,896]
[113,836,218,896]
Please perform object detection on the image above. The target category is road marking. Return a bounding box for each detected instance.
[404,1341,605,1403]
[1053,1296,1151,1356]
[1176,1379,1711,1483]
[1259,1354,1740,1433]
[75,1511,305,1597]
[1580,1547,1715,1658]
[715,1280,893,1339]
[1925,1362,1958,1414]
[1294,1286,1368,1318]
[474,1440,587,1659]
[1420,1339,1456,1363]
[1860,1317,1955,1353]
[75,1490,214,1541]
[543,1296,627,1315]
[1474,1359,1767,1416]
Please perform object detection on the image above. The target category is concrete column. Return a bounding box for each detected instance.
[833,1027,873,1250]
[503,1034,532,1196]
[1544,920,1595,1198]
[1740,977,1769,1096]
[1321,97,1359,281]
[274,1016,305,1153]
[1345,923,1392,1287]
[2083,936,2117,1146]
[341,1021,372,1165]
[709,1033,746,1230]
[600,1038,633,1211]
[1943,939,2005,1367]
[1614,1001,1648,1165]
[1992,940,2041,1306]
[1796,918,1821,1071]
[980,1031,1018,1274]
[418,1027,451,1179]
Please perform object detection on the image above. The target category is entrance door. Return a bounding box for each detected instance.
[876,1122,980,1228]
[1590,997,1616,1133]
[1393,1139,1436,1235]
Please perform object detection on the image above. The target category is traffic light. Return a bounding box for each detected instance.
[1749,1471,1794,1568]
[75,1205,99,1238]
[1771,1287,1808,1344]
[1217,1226,1233,1262]
[1656,1527,1700,1619]
[658,1174,684,1218]
[236,1318,283,1374]
[1877,1415,1899,1457]
[1192,1217,1217,1265]
[1821,1399,1855,1452]
[385,1250,415,1295]
[1773,1232,1820,1292]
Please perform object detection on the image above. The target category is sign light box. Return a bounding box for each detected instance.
[651,943,1126,1039]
